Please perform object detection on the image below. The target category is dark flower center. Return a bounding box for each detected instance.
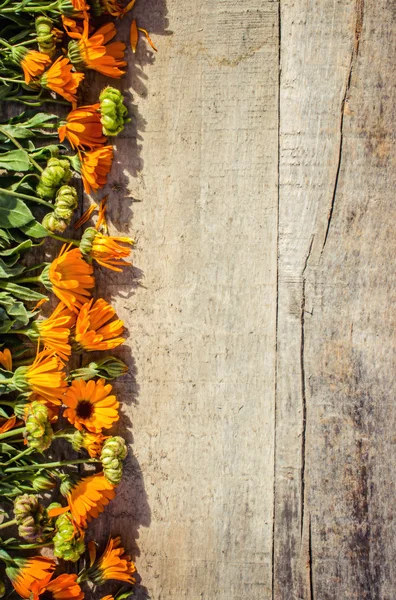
[40,592,54,600]
[76,399,94,419]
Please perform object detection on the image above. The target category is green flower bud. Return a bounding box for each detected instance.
[53,511,85,562]
[31,474,56,492]
[14,494,49,542]
[99,86,130,137]
[68,39,85,70]
[79,226,97,256]
[54,185,78,221]
[71,356,128,381]
[58,473,77,497]
[101,436,127,485]
[35,17,57,57]
[24,401,53,452]
[36,157,71,200]
[42,211,68,233]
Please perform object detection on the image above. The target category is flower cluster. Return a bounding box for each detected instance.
[0,0,157,597]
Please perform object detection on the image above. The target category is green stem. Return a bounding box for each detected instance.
[0,39,12,50]
[0,427,24,441]
[0,125,43,172]
[47,232,79,245]
[5,541,51,550]
[0,447,33,466]
[0,519,16,530]
[0,379,14,386]
[11,275,40,284]
[0,400,16,406]
[0,77,24,83]
[0,186,53,208]
[5,458,99,473]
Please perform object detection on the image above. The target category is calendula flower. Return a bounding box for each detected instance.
[53,512,85,562]
[99,86,130,136]
[68,19,126,78]
[71,428,107,457]
[12,47,52,84]
[24,401,54,452]
[63,378,119,432]
[59,104,106,149]
[47,244,95,313]
[79,146,114,193]
[0,348,12,371]
[75,297,125,351]
[70,0,90,11]
[86,537,136,585]
[6,556,55,599]
[31,573,84,600]
[41,56,84,103]
[49,472,115,528]
[92,231,133,271]
[27,302,75,360]
[13,349,67,405]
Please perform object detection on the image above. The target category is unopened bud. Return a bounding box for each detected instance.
[32,474,56,492]
[71,356,128,381]
[35,16,57,57]
[37,157,71,200]
[79,226,97,256]
[53,511,85,562]
[101,436,127,486]
[54,185,78,221]
[42,211,68,233]
[24,401,53,452]
[99,86,130,137]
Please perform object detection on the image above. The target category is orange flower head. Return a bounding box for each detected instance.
[6,556,55,599]
[70,0,90,11]
[63,377,119,432]
[68,18,126,78]
[72,428,108,457]
[67,472,116,527]
[87,536,136,585]
[59,104,106,149]
[19,348,68,405]
[41,56,84,104]
[79,146,114,194]
[88,231,133,272]
[75,298,125,351]
[31,573,84,600]
[13,48,52,84]
[48,244,95,313]
[0,347,12,371]
[30,302,76,360]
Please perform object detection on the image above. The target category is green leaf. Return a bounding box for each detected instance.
[23,113,58,129]
[0,258,25,279]
[0,281,46,302]
[19,220,48,238]
[0,149,30,172]
[0,239,32,257]
[0,124,33,140]
[0,196,34,228]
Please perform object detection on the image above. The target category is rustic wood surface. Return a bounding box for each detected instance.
[87,0,395,598]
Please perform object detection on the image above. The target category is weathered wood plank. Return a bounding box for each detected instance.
[91,1,279,598]
[276,0,396,598]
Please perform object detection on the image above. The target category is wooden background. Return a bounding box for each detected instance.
[89,0,396,598]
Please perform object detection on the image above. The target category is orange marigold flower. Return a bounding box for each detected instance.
[17,49,52,84]
[6,556,55,599]
[30,302,76,361]
[75,298,125,351]
[24,349,68,405]
[63,377,119,432]
[72,428,107,457]
[68,19,126,78]
[0,347,12,371]
[90,231,133,272]
[68,472,115,527]
[41,56,84,104]
[79,146,114,194]
[48,244,95,313]
[87,536,136,585]
[31,572,84,600]
[59,104,106,149]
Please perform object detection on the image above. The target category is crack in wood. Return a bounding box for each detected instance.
[321,0,364,253]
[300,235,314,540]
[308,515,314,600]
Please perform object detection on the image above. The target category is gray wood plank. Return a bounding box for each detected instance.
[90,1,280,598]
[275,0,396,598]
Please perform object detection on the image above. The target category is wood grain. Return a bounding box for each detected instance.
[87,0,395,598]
